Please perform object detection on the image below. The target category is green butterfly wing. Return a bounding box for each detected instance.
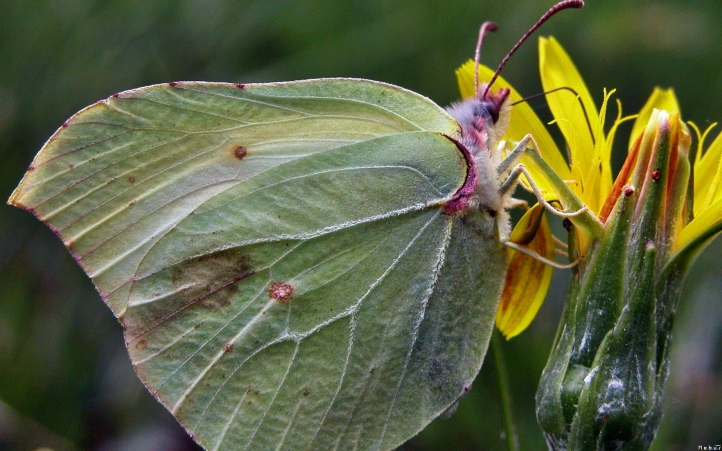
[9,79,506,451]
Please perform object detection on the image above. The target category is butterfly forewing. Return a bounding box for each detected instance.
[9,79,506,451]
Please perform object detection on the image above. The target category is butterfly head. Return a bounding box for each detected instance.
[446,84,510,159]
[479,84,510,125]
[444,1,584,217]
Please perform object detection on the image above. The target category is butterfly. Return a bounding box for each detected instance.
[8,1,583,450]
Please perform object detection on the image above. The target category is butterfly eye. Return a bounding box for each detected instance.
[481,100,500,124]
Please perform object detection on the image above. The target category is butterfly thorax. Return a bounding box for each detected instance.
[446,86,511,217]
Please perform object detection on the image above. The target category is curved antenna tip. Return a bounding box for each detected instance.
[474,21,500,98]
[483,0,585,99]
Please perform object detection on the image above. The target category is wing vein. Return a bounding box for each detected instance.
[306,210,441,449]
[36,133,193,215]
[377,216,453,447]
[243,342,301,449]
[146,243,303,386]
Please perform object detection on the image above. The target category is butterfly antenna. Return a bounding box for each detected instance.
[474,21,499,98]
[483,0,584,99]
[511,86,596,145]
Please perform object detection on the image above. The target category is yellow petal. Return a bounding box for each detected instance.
[539,36,599,196]
[694,130,722,217]
[600,98,637,216]
[496,204,555,339]
[583,89,617,214]
[677,196,722,252]
[455,60,571,196]
[629,88,680,150]
[454,60,477,100]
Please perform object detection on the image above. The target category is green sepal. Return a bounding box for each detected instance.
[535,276,579,447]
[662,131,690,262]
[569,242,658,450]
[536,184,635,448]
[567,186,635,368]
[627,117,671,279]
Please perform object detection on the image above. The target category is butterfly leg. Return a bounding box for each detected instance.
[505,197,529,210]
[496,202,579,269]
[495,133,533,178]
[498,203,578,269]
[493,133,604,268]
[499,165,586,217]
[503,239,578,269]
[498,133,605,239]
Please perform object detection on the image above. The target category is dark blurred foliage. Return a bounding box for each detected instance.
[1,1,721,450]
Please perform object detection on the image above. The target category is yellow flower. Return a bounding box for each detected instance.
[455,37,722,339]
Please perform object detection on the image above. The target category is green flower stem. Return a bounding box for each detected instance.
[491,330,519,451]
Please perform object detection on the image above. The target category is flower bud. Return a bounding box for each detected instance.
[536,110,693,449]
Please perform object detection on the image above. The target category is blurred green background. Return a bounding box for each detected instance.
[2,0,721,450]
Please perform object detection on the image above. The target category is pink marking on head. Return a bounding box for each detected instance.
[443,135,478,214]
[484,87,510,113]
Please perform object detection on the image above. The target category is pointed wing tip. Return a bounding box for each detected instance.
[7,191,33,214]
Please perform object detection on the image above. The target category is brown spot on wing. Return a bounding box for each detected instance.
[268,282,294,303]
[233,145,248,160]
[125,249,255,345]
[167,249,251,310]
